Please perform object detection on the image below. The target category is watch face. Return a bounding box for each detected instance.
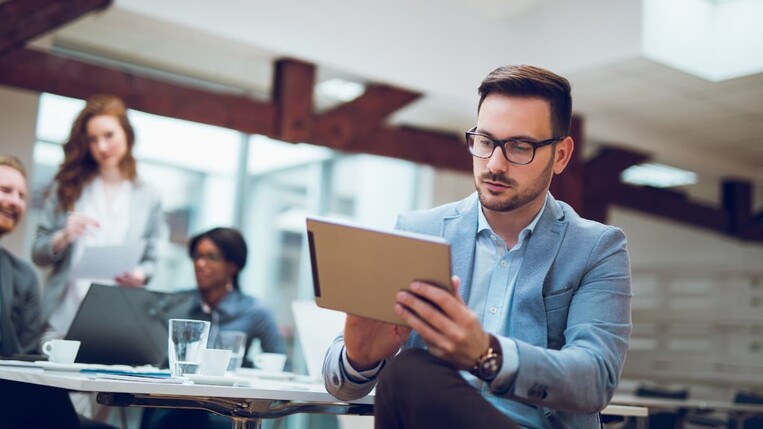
[478,351,500,381]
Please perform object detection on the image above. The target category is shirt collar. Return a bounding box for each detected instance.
[193,289,239,317]
[477,192,549,239]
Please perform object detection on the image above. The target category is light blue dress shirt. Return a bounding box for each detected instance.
[469,199,546,429]
[341,196,548,428]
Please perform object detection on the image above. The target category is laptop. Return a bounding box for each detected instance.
[65,284,193,366]
[306,216,452,325]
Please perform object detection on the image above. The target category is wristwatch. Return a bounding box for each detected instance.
[469,334,503,382]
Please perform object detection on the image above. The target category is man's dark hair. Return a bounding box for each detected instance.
[477,65,572,138]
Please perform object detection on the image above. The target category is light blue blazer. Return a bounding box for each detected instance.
[324,193,632,429]
[32,180,163,324]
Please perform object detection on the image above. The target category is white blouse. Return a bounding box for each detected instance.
[46,177,134,338]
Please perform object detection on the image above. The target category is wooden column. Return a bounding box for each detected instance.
[550,115,584,213]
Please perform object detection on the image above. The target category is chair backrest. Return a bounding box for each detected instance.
[635,385,690,429]
[731,391,763,429]
[291,300,346,380]
[734,391,763,405]
[636,385,689,400]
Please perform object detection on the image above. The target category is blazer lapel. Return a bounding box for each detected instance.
[0,250,18,355]
[125,183,147,239]
[510,195,568,346]
[442,194,479,303]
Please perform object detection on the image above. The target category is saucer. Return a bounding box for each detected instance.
[185,374,249,386]
[34,361,96,372]
[237,368,296,381]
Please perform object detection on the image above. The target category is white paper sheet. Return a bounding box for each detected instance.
[70,241,146,281]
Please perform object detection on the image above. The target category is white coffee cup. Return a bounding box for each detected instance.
[42,339,81,364]
[253,353,287,372]
[200,348,232,377]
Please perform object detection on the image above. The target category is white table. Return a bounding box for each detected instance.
[0,365,371,429]
[0,364,655,429]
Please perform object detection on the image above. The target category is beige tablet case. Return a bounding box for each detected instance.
[307,217,452,326]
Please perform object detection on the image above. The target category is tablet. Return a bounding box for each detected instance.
[306,216,452,325]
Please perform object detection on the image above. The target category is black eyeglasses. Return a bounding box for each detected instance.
[192,252,224,263]
[465,126,564,165]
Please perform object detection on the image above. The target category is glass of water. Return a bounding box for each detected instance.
[168,319,210,377]
[214,330,247,372]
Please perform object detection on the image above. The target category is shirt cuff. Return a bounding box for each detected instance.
[489,337,519,393]
[340,346,385,383]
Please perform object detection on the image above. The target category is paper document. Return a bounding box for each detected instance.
[70,241,146,281]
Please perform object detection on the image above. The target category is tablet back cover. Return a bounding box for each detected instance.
[306,217,452,325]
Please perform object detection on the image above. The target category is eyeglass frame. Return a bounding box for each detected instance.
[464,126,565,165]
[191,251,225,263]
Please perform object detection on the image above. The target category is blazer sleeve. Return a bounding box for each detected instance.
[491,226,632,414]
[31,186,69,267]
[136,186,164,281]
[323,334,380,401]
[15,263,42,354]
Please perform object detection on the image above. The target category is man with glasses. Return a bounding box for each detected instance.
[323,65,632,429]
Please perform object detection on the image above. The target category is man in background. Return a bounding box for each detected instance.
[0,154,41,357]
[0,154,113,429]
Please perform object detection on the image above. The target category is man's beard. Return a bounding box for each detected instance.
[476,154,554,212]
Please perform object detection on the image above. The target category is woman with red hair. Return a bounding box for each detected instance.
[33,94,163,342]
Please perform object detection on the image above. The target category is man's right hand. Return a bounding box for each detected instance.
[343,315,411,371]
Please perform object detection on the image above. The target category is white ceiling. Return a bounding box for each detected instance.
[43,0,763,202]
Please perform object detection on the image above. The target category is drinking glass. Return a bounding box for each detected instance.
[214,330,247,372]
[168,319,210,376]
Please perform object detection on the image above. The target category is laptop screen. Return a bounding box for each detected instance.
[65,284,193,366]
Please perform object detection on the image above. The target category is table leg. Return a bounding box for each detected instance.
[231,417,261,429]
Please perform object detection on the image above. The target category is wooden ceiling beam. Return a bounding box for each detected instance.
[315,83,422,149]
[584,145,650,194]
[609,183,728,232]
[723,180,763,241]
[0,0,111,56]
[273,58,315,143]
[0,48,276,135]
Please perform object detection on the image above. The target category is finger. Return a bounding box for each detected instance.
[451,276,462,301]
[396,289,455,332]
[395,302,449,349]
[409,281,465,319]
[69,213,100,226]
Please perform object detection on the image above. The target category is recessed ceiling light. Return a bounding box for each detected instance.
[621,163,698,188]
[315,78,365,102]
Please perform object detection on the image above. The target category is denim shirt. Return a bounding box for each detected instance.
[185,289,287,363]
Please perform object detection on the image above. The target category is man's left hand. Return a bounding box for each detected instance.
[394,276,489,370]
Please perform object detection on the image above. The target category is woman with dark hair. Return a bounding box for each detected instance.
[32,94,163,342]
[185,227,286,358]
[141,227,286,429]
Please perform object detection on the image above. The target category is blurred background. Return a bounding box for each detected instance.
[1,0,761,428]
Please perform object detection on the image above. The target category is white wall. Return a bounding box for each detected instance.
[0,86,40,257]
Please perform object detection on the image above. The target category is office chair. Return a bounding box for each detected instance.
[727,391,763,429]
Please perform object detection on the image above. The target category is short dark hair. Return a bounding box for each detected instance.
[0,155,27,178]
[477,65,572,138]
[188,227,248,290]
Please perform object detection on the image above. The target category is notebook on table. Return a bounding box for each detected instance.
[306,216,453,326]
[65,284,193,366]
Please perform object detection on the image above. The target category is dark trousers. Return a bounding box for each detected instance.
[0,379,81,429]
[374,348,520,429]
